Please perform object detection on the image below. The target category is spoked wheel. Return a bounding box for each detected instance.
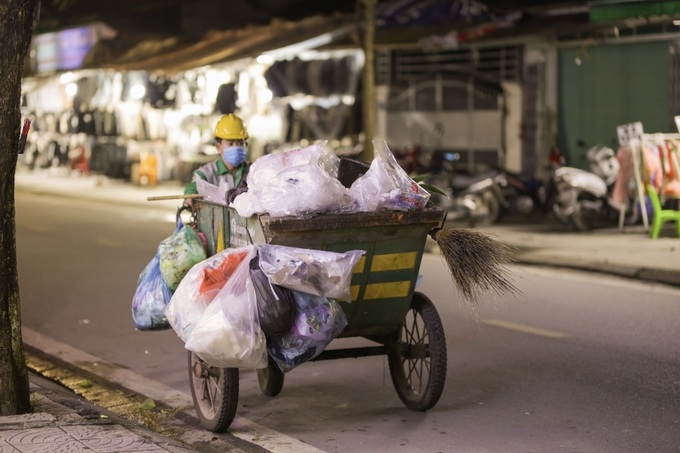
[257,355,285,397]
[188,351,239,432]
[388,292,447,411]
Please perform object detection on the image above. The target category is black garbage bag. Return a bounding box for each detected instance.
[250,256,296,338]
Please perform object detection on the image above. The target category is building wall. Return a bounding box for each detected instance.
[557,40,671,167]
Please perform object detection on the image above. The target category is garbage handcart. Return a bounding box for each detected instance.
[188,200,448,432]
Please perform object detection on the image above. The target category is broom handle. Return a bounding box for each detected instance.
[147,194,203,201]
[429,210,448,239]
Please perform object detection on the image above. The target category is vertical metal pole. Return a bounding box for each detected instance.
[630,138,649,230]
[361,0,376,161]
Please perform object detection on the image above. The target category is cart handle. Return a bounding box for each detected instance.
[429,210,448,240]
[147,194,203,201]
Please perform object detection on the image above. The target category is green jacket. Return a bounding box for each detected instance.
[184,159,248,195]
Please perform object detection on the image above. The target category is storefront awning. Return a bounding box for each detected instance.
[96,15,353,72]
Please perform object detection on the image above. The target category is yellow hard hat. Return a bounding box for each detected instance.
[214,114,248,140]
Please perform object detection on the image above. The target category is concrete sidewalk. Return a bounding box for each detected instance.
[478,221,680,288]
[1,373,201,453]
[1,346,259,453]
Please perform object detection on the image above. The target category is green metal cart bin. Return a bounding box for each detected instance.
[188,201,448,432]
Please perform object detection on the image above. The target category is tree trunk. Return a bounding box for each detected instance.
[0,0,40,416]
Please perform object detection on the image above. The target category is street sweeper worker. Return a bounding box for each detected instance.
[183,113,250,206]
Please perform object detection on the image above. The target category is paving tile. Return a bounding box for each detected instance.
[61,426,168,453]
[1,427,72,445]
[0,427,93,452]
[8,441,94,452]
[0,413,55,428]
[60,425,128,441]
[0,435,20,448]
[162,445,200,453]
[0,442,21,453]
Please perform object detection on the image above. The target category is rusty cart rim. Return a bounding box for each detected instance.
[188,351,239,432]
[388,292,447,411]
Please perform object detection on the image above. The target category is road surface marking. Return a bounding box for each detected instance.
[482,319,568,338]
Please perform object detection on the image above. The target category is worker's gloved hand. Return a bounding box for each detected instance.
[223,146,246,166]
[183,197,193,209]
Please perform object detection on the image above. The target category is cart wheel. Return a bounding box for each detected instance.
[188,351,239,432]
[388,292,447,411]
[257,356,285,397]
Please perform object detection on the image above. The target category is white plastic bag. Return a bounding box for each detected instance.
[350,140,430,211]
[230,191,262,218]
[184,246,267,369]
[232,141,352,217]
[257,244,365,302]
[165,247,253,342]
[196,178,230,205]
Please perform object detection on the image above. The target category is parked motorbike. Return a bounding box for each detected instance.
[398,145,557,227]
[496,170,556,217]
[552,143,637,231]
[494,146,568,224]
[424,153,504,227]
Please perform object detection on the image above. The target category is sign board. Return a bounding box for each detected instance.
[616,122,644,148]
[32,25,97,73]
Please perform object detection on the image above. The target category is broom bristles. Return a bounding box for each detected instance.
[434,228,519,305]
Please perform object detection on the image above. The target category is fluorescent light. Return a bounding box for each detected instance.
[65,82,77,96]
[261,26,351,59]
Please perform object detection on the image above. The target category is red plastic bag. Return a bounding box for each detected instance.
[166,246,253,342]
[199,248,249,294]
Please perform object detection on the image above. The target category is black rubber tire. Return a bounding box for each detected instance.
[388,292,447,411]
[188,351,239,432]
[572,200,597,231]
[257,356,285,397]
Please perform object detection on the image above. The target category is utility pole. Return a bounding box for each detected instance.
[360,0,376,161]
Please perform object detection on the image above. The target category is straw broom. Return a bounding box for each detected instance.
[430,227,519,306]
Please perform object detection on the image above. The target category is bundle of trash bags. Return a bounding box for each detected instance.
[131,216,207,331]
[133,238,364,372]
[200,139,430,216]
[132,138,421,370]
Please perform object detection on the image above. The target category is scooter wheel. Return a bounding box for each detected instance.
[469,190,500,227]
[572,201,599,231]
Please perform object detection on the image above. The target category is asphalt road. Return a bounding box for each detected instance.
[15,192,680,453]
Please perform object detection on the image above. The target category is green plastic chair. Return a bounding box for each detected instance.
[646,184,680,239]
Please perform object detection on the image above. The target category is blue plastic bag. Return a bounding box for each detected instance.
[267,292,348,372]
[132,253,172,331]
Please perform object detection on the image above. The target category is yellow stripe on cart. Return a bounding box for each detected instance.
[350,251,418,301]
